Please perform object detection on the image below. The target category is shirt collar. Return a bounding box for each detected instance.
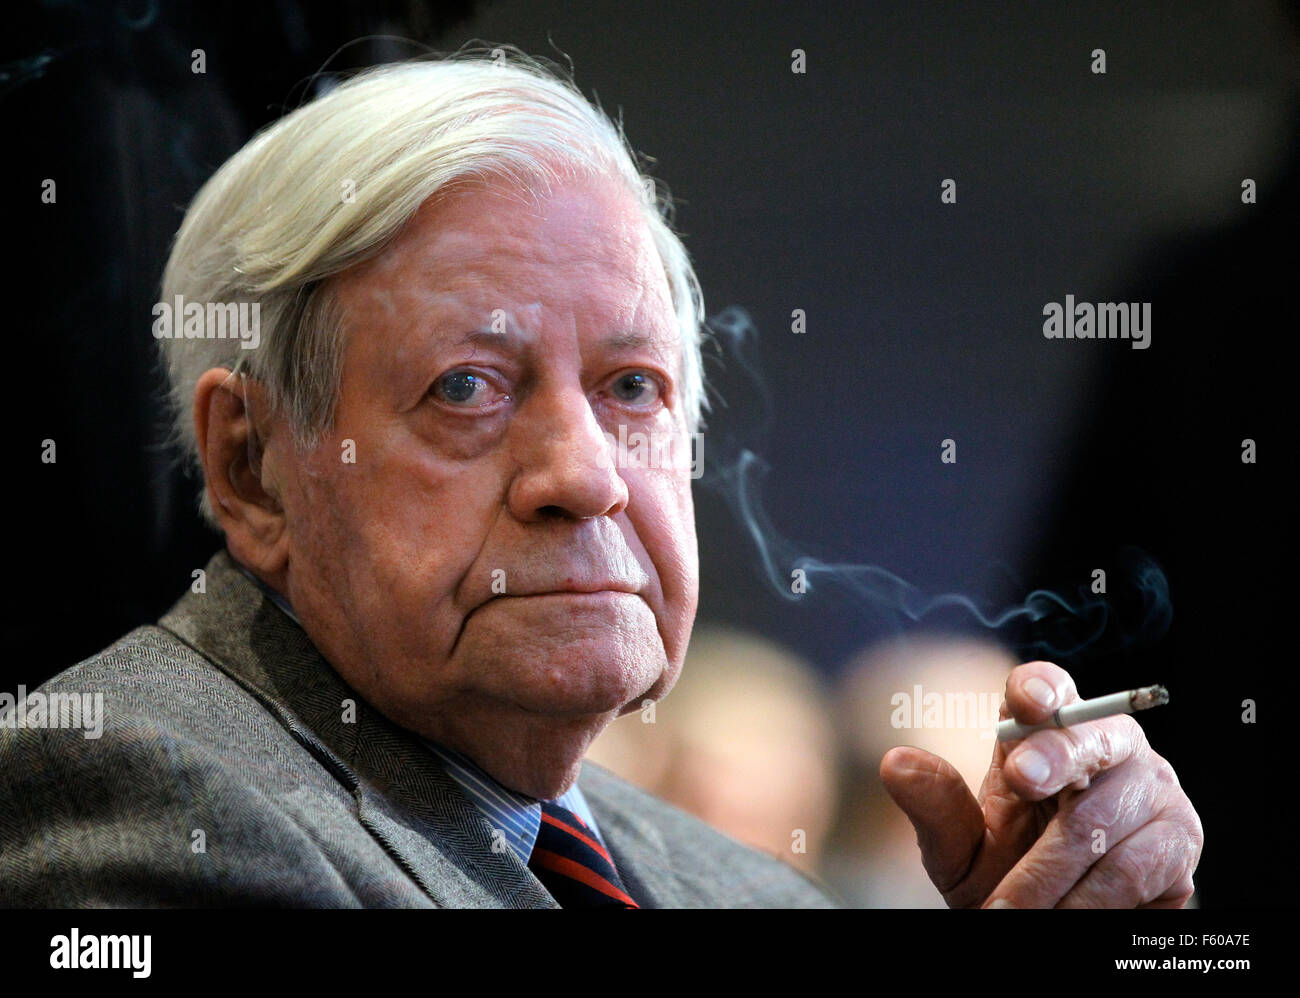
[233,560,300,625]
[424,742,604,864]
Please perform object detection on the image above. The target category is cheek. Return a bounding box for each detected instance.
[278,444,356,560]
[625,467,699,660]
[283,430,502,617]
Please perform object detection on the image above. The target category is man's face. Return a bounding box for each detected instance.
[267,170,699,799]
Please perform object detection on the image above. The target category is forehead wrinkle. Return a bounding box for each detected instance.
[345,180,676,363]
[454,327,538,359]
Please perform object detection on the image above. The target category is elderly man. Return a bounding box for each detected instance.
[0,52,1200,908]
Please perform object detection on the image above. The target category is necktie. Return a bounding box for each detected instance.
[528,800,639,908]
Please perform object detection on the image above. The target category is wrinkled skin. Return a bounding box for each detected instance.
[195,171,698,800]
[881,661,1203,907]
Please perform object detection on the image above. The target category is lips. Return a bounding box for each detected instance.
[495,580,641,598]
[470,572,646,619]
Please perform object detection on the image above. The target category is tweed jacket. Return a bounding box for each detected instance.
[0,550,836,908]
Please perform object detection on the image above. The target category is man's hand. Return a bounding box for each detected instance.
[878,661,1203,908]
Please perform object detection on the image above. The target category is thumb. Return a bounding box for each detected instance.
[879,746,986,900]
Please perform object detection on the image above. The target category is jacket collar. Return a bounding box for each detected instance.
[158,548,560,908]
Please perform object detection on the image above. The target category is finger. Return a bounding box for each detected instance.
[994,663,1078,795]
[1138,885,1198,909]
[1002,661,1079,726]
[983,746,1188,908]
[1003,713,1145,802]
[879,746,985,898]
[1056,817,1201,908]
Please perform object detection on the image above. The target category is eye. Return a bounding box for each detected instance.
[431,370,502,408]
[609,371,661,406]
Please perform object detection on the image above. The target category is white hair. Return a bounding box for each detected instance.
[158,47,709,524]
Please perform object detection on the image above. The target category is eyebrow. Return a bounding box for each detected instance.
[455,328,518,349]
[602,330,655,352]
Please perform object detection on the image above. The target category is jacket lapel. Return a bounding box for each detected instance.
[159,549,557,908]
[579,762,691,908]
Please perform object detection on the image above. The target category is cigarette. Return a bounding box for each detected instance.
[996,684,1169,742]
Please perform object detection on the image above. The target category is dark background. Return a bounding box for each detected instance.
[3,0,1295,907]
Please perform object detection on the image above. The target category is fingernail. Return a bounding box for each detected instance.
[1023,676,1057,709]
[1015,747,1052,787]
[987,898,1016,909]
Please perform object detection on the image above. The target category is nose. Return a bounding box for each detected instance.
[507,384,629,522]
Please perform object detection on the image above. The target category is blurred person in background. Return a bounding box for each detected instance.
[587,626,839,876]
[822,637,1014,907]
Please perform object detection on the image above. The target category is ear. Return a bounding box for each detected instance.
[193,366,290,579]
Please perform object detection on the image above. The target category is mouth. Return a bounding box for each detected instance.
[480,588,641,611]
[514,590,636,607]
[451,585,642,648]
[522,585,638,597]
[491,577,642,599]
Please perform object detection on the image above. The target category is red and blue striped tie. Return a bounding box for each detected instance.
[529,800,639,908]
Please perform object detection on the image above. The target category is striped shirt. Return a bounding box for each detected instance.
[421,739,603,864]
[233,562,606,864]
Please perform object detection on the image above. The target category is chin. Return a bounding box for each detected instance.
[462,651,667,722]
[515,759,587,801]
[455,598,668,708]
